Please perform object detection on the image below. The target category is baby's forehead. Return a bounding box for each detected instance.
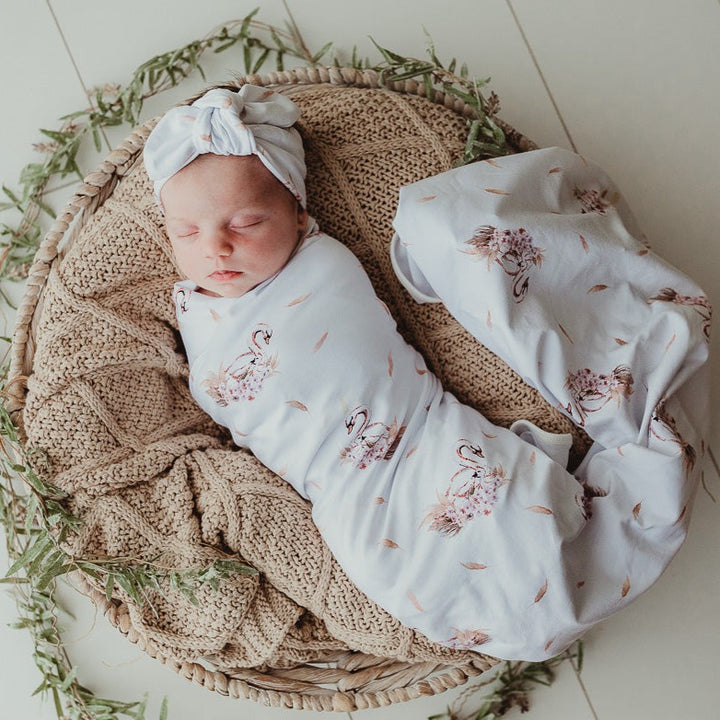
[161,153,287,209]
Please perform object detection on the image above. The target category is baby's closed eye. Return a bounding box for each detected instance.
[166,220,199,238]
[230,215,267,231]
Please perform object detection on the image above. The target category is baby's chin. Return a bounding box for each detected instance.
[195,273,260,298]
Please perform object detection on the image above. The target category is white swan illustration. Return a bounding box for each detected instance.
[203,323,278,405]
[340,405,406,470]
[423,439,509,536]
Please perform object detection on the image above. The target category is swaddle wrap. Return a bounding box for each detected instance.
[175,147,710,661]
[144,85,307,207]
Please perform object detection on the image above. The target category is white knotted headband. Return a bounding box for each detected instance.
[143,85,307,208]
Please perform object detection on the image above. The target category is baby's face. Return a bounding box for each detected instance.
[161,153,307,297]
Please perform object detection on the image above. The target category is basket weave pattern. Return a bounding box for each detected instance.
[8,67,588,711]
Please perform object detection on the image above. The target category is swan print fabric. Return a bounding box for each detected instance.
[176,147,710,660]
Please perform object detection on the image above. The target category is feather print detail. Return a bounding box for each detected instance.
[287,292,312,306]
[407,591,424,612]
[313,332,329,353]
[534,579,549,603]
[621,576,631,598]
[526,505,554,515]
[558,323,574,344]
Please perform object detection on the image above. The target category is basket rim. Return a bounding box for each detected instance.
[77,574,494,713]
[5,64,531,710]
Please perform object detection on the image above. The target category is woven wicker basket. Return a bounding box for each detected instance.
[7,66,543,712]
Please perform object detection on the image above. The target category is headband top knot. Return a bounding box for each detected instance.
[143,85,307,207]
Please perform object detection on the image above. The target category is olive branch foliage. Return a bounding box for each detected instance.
[0,7,572,719]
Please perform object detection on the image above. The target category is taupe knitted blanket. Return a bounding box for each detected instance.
[21,84,590,673]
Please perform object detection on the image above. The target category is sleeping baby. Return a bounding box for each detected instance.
[143,86,710,661]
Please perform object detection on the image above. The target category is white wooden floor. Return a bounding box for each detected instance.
[1,1,719,718]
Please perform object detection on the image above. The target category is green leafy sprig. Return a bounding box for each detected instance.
[369,34,507,163]
[430,642,584,720]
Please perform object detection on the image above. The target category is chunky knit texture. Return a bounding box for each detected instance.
[16,74,591,705]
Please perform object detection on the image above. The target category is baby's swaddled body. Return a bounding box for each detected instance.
[150,83,709,662]
[176,229,590,661]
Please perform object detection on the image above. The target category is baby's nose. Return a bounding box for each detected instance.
[204,230,233,257]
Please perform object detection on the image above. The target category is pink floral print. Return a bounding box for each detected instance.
[202,323,277,406]
[423,440,510,536]
[573,186,613,214]
[463,225,544,302]
[340,405,406,469]
[563,365,634,426]
[446,627,491,649]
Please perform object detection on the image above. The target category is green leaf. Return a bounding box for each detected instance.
[311,41,333,64]
[114,572,141,604]
[2,184,21,204]
[36,553,71,591]
[423,73,435,101]
[240,7,260,38]
[213,38,239,54]
[251,47,270,74]
[369,38,406,64]
[574,640,584,672]
[105,572,115,601]
[58,665,78,692]
[5,533,53,578]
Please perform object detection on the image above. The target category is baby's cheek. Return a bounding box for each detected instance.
[173,246,201,278]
